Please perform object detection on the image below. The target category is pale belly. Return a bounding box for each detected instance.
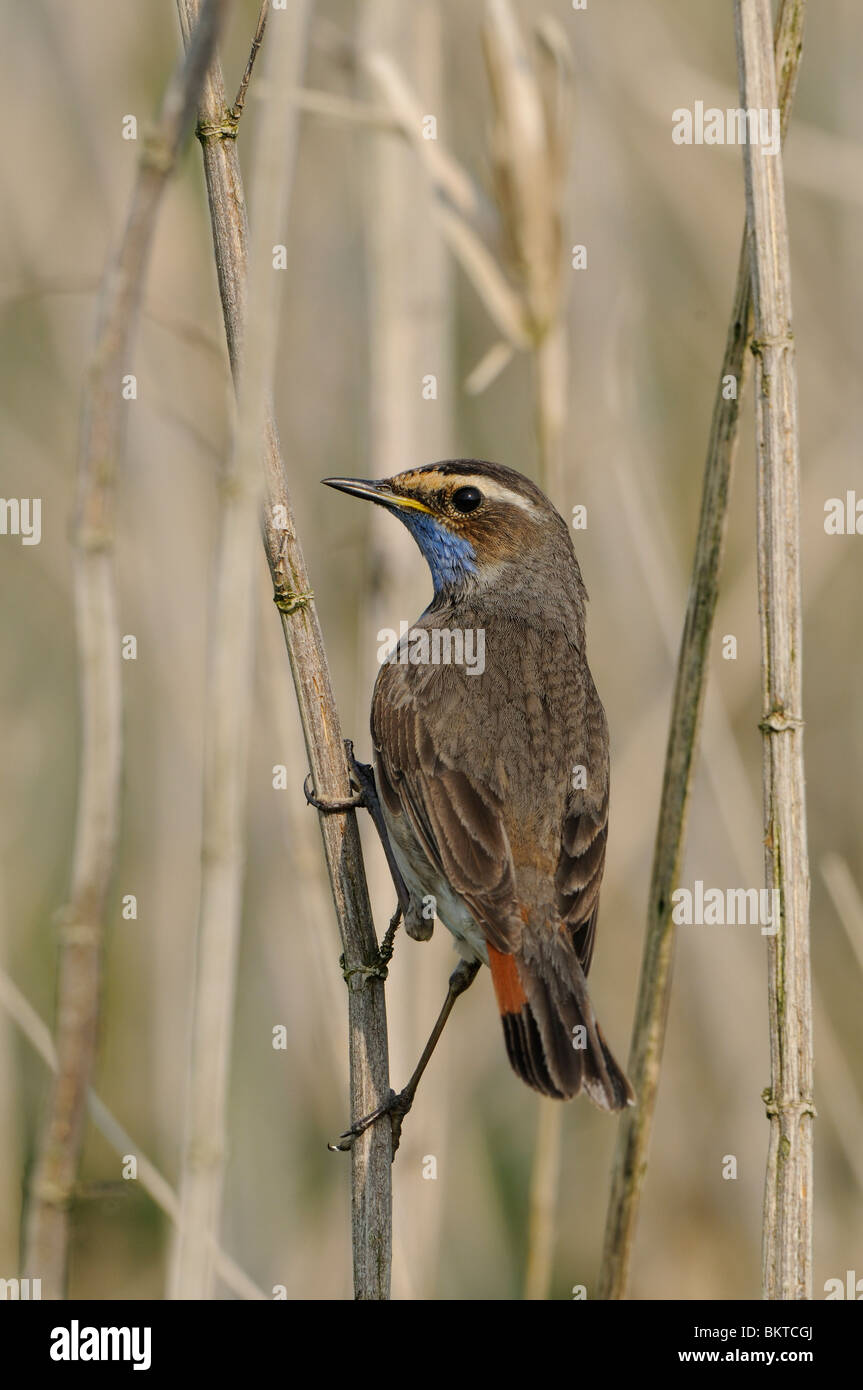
[381,800,489,966]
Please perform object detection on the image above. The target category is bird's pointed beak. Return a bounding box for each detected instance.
[322,476,433,515]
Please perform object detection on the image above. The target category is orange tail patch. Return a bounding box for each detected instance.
[488,944,528,1015]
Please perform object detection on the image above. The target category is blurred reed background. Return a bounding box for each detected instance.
[0,0,861,1299]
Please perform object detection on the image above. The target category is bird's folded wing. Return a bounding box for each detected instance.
[372,692,520,954]
[554,789,608,974]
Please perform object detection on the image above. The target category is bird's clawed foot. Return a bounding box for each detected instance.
[303,772,363,814]
[343,739,379,808]
[328,959,481,1161]
[303,740,379,815]
[339,903,402,986]
[328,1085,415,1159]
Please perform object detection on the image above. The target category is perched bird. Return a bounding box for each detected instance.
[324,460,633,1113]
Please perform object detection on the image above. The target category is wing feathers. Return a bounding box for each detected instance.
[374,696,519,952]
[556,794,608,975]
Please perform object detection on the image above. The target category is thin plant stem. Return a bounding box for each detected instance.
[175,0,393,1300]
[598,0,807,1301]
[22,0,229,1300]
[357,0,453,1300]
[734,0,812,1301]
[1,969,265,1299]
[231,0,268,120]
[524,1099,563,1300]
[168,0,307,1300]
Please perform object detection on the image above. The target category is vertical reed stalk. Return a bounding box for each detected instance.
[175,0,393,1299]
[598,0,807,1300]
[358,0,453,1298]
[734,0,812,1301]
[524,1099,562,1300]
[2,967,265,1298]
[168,0,306,1299]
[22,0,228,1299]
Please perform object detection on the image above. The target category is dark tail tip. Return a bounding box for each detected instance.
[499,950,634,1111]
[587,1024,635,1111]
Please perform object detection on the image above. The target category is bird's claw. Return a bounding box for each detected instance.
[303,771,364,813]
[328,1088,413,1159]
[304,740,378,813]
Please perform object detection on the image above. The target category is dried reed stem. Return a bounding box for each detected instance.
[1,969,264,1299]
[168,0,305,1300]
[492,2,573,1297]
[481,0,571,498]
[599,0,807,1300]
[734,0,812,1301]
[175,0,393,1299]
[358,0,453,1299]
[524,1099,562,1300]
[22,0,228,1299]
[230,0,268,120]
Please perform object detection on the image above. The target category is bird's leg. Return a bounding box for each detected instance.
[329,957,481,1158]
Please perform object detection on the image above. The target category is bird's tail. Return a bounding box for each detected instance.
[488,936,634,1111]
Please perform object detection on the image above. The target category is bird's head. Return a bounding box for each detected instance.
[323,459,579,605]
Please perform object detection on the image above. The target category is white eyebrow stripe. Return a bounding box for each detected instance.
[454,477,541,516]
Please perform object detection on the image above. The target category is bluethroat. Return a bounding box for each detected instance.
[320,460,633,1145]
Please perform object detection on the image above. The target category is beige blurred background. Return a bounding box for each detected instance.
[0,0,860,1299]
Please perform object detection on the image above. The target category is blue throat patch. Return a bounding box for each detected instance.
[395,510,478,595]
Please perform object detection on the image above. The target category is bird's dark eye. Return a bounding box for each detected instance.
[451,485,483,514]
